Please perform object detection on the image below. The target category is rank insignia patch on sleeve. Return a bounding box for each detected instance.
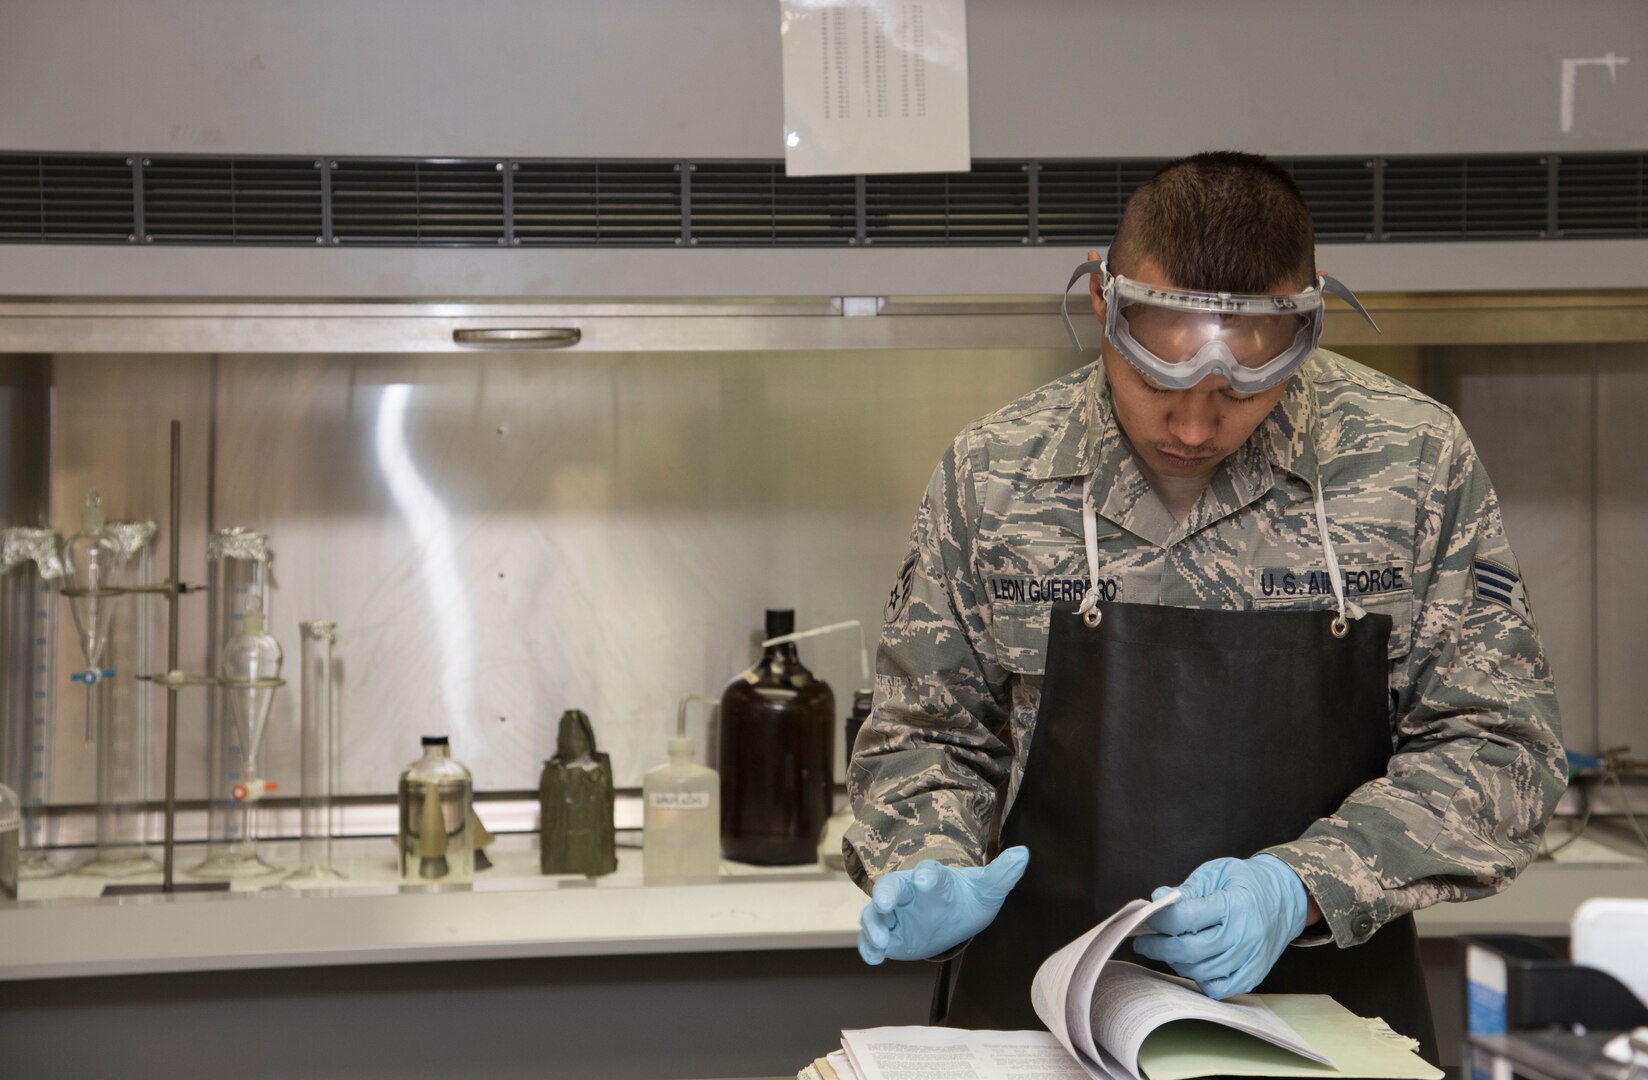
[884,550,917,624]
[1473,559,1532,619]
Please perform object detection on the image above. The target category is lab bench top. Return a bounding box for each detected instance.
[1,823,1644,982]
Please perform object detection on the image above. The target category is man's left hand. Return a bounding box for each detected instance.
[1132,854,1310,999]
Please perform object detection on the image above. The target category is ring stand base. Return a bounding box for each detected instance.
[102,880,231,896]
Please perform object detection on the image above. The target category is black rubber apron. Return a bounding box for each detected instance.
[940,599,1437,1064]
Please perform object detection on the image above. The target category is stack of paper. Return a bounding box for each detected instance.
[800,1013,1440,1080]
[798,892,1440,1080]
[800,1028,1100,1080]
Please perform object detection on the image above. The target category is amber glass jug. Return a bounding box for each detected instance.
[718,610,834,865]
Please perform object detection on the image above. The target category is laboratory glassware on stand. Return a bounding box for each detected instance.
[398,736,473,885]
[208,596,285,878]
[83,422,224,896]
[286,619,344,885]
[61,494,118,755]
[66,494,163,878]
[0,527,64,879]
[643,694,721,885]
[191,527,279,880]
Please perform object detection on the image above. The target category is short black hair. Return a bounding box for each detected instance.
[1107,151,1315,294]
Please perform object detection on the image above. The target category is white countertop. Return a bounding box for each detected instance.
[2,822,1644,982]
[0,835,869,980]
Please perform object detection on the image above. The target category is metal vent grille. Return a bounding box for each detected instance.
[1283,159,1377,240]
[513,161,682,245]
[1,150,1644,247]
[1557,153,1645,237]
[1384,156,1549,238]
[331,159,505,244]
[865,162,1031,244]
[143,156,323,243]
[0,154,134,240]
[690,163,855,246]
[1035,160,1163,244]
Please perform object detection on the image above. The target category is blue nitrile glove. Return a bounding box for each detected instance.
[1131,854,1309,999]
[857,846,1030,965]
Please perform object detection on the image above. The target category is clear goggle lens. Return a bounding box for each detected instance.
[1117,304,1315,370]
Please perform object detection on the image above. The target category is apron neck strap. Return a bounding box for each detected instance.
[1313,477,1364,636]
[1077,470,1364,638]
[1077,473,1103,624]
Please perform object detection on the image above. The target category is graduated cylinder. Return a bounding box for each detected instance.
[288,619,344,884]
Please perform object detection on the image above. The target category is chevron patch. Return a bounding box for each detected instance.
[1474,559,1531,620]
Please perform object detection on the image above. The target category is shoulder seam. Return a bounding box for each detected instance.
[1309,351,1454,416]
[977,398,1079,429]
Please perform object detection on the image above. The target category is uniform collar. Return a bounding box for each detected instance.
[1261,356,1321,490]
[1023,363,1105,483]
[1031,356,1324,545]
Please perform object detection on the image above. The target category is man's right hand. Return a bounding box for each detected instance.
[857,846,1030,964]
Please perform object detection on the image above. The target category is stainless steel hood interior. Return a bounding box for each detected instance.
[4,290,1648,354]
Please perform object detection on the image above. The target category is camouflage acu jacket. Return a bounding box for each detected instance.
[845,350,1566,948]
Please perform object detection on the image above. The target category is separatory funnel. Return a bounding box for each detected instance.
[197,596,285,879]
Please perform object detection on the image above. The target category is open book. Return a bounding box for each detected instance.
[804,892,1442,1080]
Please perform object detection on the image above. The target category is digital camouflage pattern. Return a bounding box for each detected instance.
[845,350,1566,948]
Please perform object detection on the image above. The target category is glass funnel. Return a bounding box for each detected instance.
[286,619,344,885]
[68,498,162,879]
[0,527,64,879]
[191,527,279,880]
[211,597,284,878]
[62,493,118,739]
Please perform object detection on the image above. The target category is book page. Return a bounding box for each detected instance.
[823,1048,852,1080]
[840,1026,1092,1080]
[1087,964,1333,1080]
[1136,995,1441,1080]
[1030,892,1181,1079]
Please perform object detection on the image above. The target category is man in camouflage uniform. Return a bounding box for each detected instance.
[845,151,1565,1045]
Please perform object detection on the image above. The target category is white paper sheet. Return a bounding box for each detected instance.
[1030,893,1181,1079]
[1089,964,1334,1080]
[841,1027,1092,1080]
[1028,891,1332,1080]
[779,0,971,176]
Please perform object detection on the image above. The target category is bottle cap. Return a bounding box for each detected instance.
[764,609,796,640]
[421,735,450,747]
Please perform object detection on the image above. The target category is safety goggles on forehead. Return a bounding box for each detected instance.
[1060,259,1382,393]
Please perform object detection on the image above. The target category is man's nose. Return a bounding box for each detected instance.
[1167,380,1227,446]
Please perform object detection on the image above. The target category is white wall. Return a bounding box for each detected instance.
[1,1,1645,299]
[1433,343,1648,756]
[3,0,1645,158]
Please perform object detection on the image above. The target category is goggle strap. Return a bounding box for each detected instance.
[1060,259,1108,352]
[1319,274,1382,335]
